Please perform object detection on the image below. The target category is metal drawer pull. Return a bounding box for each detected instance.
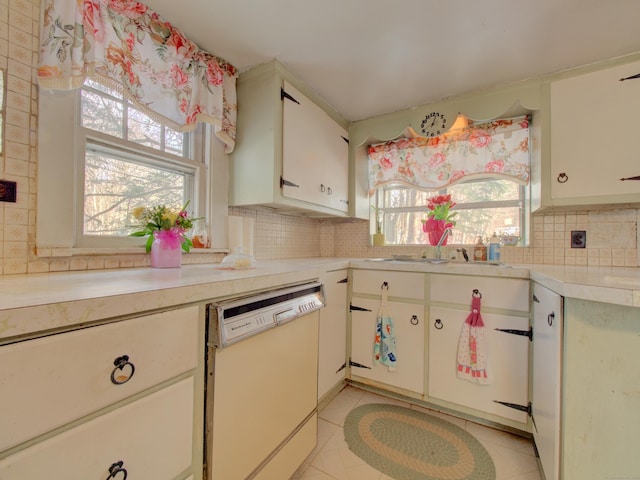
[410,315,419,325]
[434,318,443,330]
[548,312,555,326]
[320,184,326,192]
[381,281,389,290]
[110,355,135,385]
[106,461,128,480]
[557,172,568,183]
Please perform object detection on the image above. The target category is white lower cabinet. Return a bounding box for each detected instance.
[349,270,425,395]
[0,377,194,479]
[350,297,425,394]
[318,269,348,401]
[532,283,563,480]
[427,275,530,426]
[0,306,203,480]
[428,307,530,423]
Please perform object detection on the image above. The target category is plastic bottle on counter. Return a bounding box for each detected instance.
[488,232,501,263]
[473,236,487,262]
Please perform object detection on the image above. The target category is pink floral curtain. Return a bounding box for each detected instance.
[368,115,531,194]
[38,0,238,153]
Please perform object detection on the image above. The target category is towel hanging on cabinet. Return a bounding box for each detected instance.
[456,289,490,384]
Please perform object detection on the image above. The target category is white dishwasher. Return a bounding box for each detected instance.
[205,282,325,480]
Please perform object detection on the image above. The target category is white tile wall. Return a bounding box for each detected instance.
[0,0,637,275]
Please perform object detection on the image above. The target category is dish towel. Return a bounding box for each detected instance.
[456,291,490,384]
[373,286,397,371]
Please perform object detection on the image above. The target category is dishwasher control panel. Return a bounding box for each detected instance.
[208,282,325,348]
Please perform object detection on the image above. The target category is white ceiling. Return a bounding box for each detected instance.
[143,0,640,122]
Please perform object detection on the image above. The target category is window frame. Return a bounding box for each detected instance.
[373,178,526,246]
[37,81,227,255]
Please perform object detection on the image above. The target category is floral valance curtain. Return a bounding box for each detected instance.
[368,115,531,194]
[38,0,238,153]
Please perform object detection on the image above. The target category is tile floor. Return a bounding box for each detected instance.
[292,385,542,480]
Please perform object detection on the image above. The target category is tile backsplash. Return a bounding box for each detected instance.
[0,0,637,275]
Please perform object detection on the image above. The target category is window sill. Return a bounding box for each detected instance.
[36,247,230,258]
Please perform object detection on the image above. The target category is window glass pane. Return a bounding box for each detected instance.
[81,89,123,137]
[84,149,187,236]
[128,107,162,149]
[448,179,520,203]
[165,127,186,156]
[378,179,522,245]
[444,206,520,244]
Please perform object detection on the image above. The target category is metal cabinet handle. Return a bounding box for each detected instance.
[381,281,389,290]
[320,184,326,192]
[106,461,128,480]
[434,318,443,330]
[327,186,332,195]
[557,172,568,183]
[110,355,135,385]
[410,315,419,325]
[548,312,555,327]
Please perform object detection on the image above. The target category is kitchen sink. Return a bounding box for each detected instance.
[366,257,508,267]
[366,257,449,264]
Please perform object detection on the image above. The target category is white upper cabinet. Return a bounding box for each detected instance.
[550,59,640,205]
[230,61,350,216]
[282,82,349,212]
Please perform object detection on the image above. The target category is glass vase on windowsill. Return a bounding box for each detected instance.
[149,229,183,268]
[423,218,453,246]
[129,202,200,268]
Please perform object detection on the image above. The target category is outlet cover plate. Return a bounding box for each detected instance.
[0,180,17,203]
[571,230,586,248]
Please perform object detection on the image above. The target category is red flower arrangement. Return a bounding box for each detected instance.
[422,194,457,245]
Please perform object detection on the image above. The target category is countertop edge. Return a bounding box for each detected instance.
[1,258,638,343]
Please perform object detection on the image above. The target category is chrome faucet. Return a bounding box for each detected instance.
[434,228,452,260]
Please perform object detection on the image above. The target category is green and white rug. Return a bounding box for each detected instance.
[344,403,496,480]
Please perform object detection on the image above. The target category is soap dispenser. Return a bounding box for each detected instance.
[473,236,487,262]
[488,232,501,262]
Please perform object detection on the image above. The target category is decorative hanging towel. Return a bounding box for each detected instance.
[373,283,397,371]
[456,289,490,384]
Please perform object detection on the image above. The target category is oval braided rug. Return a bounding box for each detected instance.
[344,403,496,480]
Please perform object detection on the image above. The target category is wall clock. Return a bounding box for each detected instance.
[420,112,447,137]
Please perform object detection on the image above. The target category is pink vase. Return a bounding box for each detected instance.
[424,218,451,246]
[149,235,182,268]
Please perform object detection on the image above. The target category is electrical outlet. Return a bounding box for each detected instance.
[571,230,586,248]
[0,180,17,203]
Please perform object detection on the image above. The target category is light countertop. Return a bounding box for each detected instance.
[1,258,638,343]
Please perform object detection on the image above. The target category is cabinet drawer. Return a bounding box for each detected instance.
[352,270,425,299]
[430,275,529,311]
[0,306,200,451]
[0,377,195,479]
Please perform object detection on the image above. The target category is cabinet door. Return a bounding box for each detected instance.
[428,307,529,423]
[0,377,195,480]
[350,298,424,394]
[282,81,348,211]
[532,283,562,480]
[550,60,640,202]
[318,270,349,400]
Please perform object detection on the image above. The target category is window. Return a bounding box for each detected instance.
[374,178,525,245]
[78,79,201,244]
[368,114,531,246]
[37,78,223,253]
